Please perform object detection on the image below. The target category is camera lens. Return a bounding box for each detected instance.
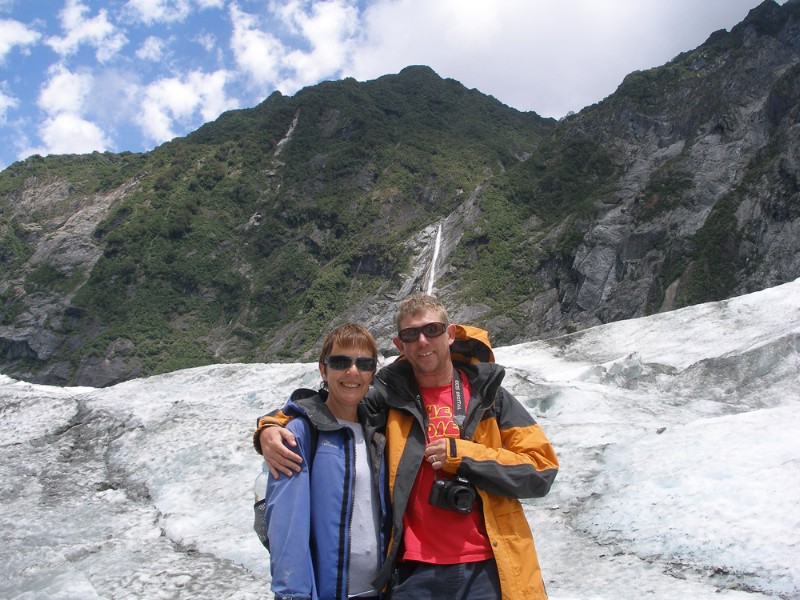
[447,483,475,514]
[447,478,475,515]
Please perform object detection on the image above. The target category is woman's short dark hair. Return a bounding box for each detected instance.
[319,323,378,365]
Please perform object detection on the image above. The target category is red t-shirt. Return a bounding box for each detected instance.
[400,376,494,564]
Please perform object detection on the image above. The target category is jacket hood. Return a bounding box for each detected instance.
[285,388,341,431]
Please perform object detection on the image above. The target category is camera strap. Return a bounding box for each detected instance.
[451,369,466,433]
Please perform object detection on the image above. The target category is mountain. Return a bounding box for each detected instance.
[1,278,798,598]
[1,0,799,387]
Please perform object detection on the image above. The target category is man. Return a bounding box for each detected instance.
[256,293,559,599]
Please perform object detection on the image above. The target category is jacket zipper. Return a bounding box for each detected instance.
[344,427,355,600]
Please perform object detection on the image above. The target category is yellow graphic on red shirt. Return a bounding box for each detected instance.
[426,403,460,441]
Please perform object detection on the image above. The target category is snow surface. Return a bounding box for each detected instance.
[1,278,799,599]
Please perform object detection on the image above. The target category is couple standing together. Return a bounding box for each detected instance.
[254,293,559,600]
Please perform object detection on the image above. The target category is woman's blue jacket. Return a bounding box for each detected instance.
[264,388,390,600]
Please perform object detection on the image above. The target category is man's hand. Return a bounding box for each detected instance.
[424,438,448,471]
[260,427,303,478]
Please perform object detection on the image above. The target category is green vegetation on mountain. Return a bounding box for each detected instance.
[1,66,560,377]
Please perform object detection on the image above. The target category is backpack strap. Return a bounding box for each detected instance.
[301,416,319,468]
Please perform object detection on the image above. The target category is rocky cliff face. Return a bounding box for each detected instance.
[1,173,146,385]
[1,1,798,386]
[481,0,800,340]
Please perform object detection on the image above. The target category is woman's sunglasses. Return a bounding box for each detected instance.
[397,322,447,343]
[324,355,378,372]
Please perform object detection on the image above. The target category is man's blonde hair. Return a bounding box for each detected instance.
[394,293,449,331]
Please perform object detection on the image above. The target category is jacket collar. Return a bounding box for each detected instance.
[288,387,377,433]
[374,359,505,418]
[287,388,344,431]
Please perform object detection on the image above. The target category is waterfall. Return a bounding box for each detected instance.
[426,224,442,295]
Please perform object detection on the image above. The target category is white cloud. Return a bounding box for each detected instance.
[0,18,41,62]
[90,68,143,123]
[348,0,762,118]
[125,0,224,25]
[125,0,192,24]
[136,35,167,61]
[38,65,93,115]
[31,64,113,156]
[229,3,286,88]
[277,0,359,91]
[191,70,237,121]
[194,0,224,8]
[194,31,217,54]
[34,112,112,155]
[135,69,236,142]
[229,0,361,94]
[46,0,127,63]
[348,0,610,116]
[0,87,18,124]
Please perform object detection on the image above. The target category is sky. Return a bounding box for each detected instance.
[1,276,798,599]
[0,0,783,173]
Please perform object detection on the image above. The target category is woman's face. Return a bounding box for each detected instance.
[320,341,375,420]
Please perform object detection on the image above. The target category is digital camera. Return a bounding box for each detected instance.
[428,476,476,514]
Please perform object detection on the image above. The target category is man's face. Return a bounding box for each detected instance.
[393,309,455,384]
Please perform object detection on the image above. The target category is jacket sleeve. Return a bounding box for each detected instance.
[253,409,292,454]
[446,386,559,498]
[264,418,316,599]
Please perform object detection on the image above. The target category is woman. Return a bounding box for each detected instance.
[263,323,388,600]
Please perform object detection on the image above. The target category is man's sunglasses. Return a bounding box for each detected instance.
[397,322,448,343]
[324,355,378,372]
